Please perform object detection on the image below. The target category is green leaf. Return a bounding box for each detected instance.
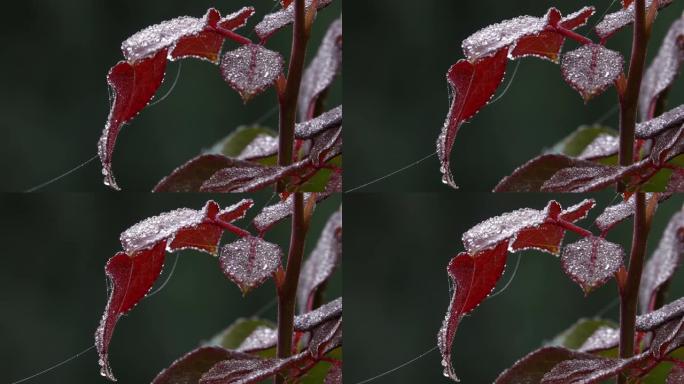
[298,156,341,192]
[642,347,684,383]
[549,318,618,350]
[207,318,276,350]
[549,125,618,157]
[299,347,342,384]
[209,125,277,157]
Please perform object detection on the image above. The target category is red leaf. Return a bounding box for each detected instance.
[667,364,684,383]
[541,160,654,193]
[200,164,289,193]
[636,105,684,138]
[200,355,303,384]
[438,48,508,188]
[561,44,624,102]
[121,7,254,62]
[639,211,684,313]
[510,7,595,62]
[295,106,343,139]
[152,347,257,384]
[651,316,684,358]
[324,363,342,384]
[294,297,342,331]
[578,326,620,352]
[297,210,342,313]
[299,18,342,120]
[463,7,594,62]
[494,154,598,192]
[495,347,597,384]
[153,155,259,193]
[99,8,255,190]
[462,199,594,255]
[578,134,619,160]
[96,241,167,381]
[595,0,673,40]
[561,236,625,294]
[309,126,342,166]
[237,327,278,353]
[219,236,283,294]
[640,18,684,120]
[119,200,252,255]
[98,49,168,190]
[308,317,342,358]
[252,191,334,234]
[438,242,509,382]
[254,0,334,42]
[220,44,284,102]
[594,193,665,233]
[637,296,684,331]
[541,353,650,384]
[237,135,279,161]
[623,0,635,8]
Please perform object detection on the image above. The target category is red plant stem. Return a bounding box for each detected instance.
[618,0,649,191]
[210,219,251,238]
[618,192,650,384]
[277,0,310,191]
[551,26,593,45]
[548,219,593,238]
[211,26,253,45]
[276,192,309,384]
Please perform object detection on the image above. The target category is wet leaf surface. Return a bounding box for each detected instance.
[640,211,684,313]
[297,210,342,313]
[561,44,624,102]
[438,242,509,382]
[640,17,684,120]
[295,106,343,140]
[152,347,256,384]
[595,0,672,40]
[219,236,283,294]
[495,347,596,384]
[220,44,284,102]
[255,0,334,42]
[96,241,167,381]
[153,155,259,192]
[495,155,597,192]
[299,18,342,120]
[438,48,508,189]
[561,236,625,294]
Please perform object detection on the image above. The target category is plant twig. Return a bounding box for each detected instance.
[618,0,649,191]
[277,0,310,191]
[618,192,651,384]
[276,192,309,384]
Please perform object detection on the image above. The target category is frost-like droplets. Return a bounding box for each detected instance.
[578,134,619,160]
[237,134,279,161]
[237,326,278,352]
[151,347,252,384]
[462,208,546,254]
[297,210,342,313]
[639,211,684,313]
[462,15,547,61]
[579,326,620,352]
[561,44,624,102]
[295,105,343,139]
[561,236,624,295]
[636,105,684,139]
[299,18,342,121]
[294,297,343,331]
[595,0,672,40]
[219,236,282,294]
[254,0,333,42]
[640,18,684,120]
[220,44,284,103]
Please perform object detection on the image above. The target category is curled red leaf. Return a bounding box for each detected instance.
[640,17,684,120]
[152,347,257,384]
[495,347,597,384]
[595,0,672,40]
[98,49,168,190]
[297,210,342,313]
[254,0,333,42]
[438,48,508,189]
[153,155,258,193]
[438,242,509,382]
[96,241,167,381]
[299,18,342,120]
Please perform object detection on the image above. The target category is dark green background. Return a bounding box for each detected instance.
[345,0,684,192]
[0,0,341,192]
[346,192,684,383]
[0,193,341,383]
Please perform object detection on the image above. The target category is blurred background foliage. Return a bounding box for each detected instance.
[345,0,684,192]
[0,192,341,383]
[0,0,341,192]
[346,192,684,383]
